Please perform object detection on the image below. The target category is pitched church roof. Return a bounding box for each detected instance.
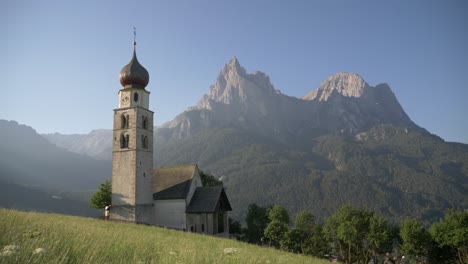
[186,186,232,213]
[153,180,191,200]
[152,164,198,193]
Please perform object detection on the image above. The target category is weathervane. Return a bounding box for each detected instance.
[133,26,137,46]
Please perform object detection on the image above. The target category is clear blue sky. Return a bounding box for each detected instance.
[1,0,467,143]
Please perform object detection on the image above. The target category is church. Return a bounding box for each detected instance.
[109,40,232,237]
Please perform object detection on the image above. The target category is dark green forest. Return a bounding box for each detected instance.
[154,124,468,224]
[235,203,467,264]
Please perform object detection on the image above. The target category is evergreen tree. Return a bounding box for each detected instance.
[89,179,111,209]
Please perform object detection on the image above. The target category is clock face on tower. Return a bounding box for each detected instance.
[121,95,130,107]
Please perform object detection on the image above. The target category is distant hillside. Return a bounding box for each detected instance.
[0,120,110,191]
[43,129,112,160]
[40,58,468,223]
[0,178,99,217]
[0,209,328,264]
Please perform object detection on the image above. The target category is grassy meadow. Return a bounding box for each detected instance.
[0,209,330,264]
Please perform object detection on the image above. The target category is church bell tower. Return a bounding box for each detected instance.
[110,37,154,224]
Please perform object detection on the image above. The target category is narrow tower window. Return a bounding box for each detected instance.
[121,114,126,129]
[120,133,128,149]
[142,116,148,129]
[141,135,148,149]
[121,114,130,129]
[134,92,139,102]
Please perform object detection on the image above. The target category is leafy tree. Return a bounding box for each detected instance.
[198,170,223,187]
[323,205,373,263]
[294,210,315,232]
[429,210,468,264]
[285,210,329,257]
[264,205,290,247]
[366,214,394,263]
[89,179,111,209]
[243,203,270,244]
[400,218,432,263]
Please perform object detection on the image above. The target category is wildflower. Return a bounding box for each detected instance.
[33,248,49,254]
[223,248,237,255]
[0,245,20,257]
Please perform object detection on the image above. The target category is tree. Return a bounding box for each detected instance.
[198,170,223,187]
[323,205,373,264]
[429,210,468,264]
[264,205,290,247]
[400,218,432,263]
[294,210,315,232]
[292,211,329,257]
[243,203,270,244]
[89,179,111,209]
[366,214,394,263]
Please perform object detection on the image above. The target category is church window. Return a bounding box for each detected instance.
[121,114,129,129]
[134,92,139,102]
[120,133,129,148]
[143,172,146,177]
[141,135,148,149]
[142,116,148,129]
[121,115,126,129]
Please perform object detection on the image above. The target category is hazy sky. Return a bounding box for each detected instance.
[1,0,467,143]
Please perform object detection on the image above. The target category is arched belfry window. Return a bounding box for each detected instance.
[121,114,129,129]
[120,133,129,149]
[134,92,139,102]
[142,116,148,129]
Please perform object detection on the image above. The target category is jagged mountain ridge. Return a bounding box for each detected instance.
[159,57,420,145]
[44,57,420,157]
[39,58,467,223]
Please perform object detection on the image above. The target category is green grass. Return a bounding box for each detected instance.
[0,209,329,264]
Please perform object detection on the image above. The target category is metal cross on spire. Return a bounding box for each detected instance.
[133,26,137,46]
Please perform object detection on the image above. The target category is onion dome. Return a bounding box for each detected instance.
[119,45,149,89]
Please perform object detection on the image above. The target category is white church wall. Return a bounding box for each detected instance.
[153,200,186,229]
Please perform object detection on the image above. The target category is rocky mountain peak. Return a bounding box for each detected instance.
[196,57,277,110]
[302,72,369,101]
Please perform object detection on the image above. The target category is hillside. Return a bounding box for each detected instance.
[0,209,328,264]
[40,58,468,223]
[0,120,110,216]
[0,120,110,191]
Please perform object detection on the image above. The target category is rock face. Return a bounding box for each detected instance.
[303,72,369,101]
[301,72,415,134]
[159,58,419,144]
